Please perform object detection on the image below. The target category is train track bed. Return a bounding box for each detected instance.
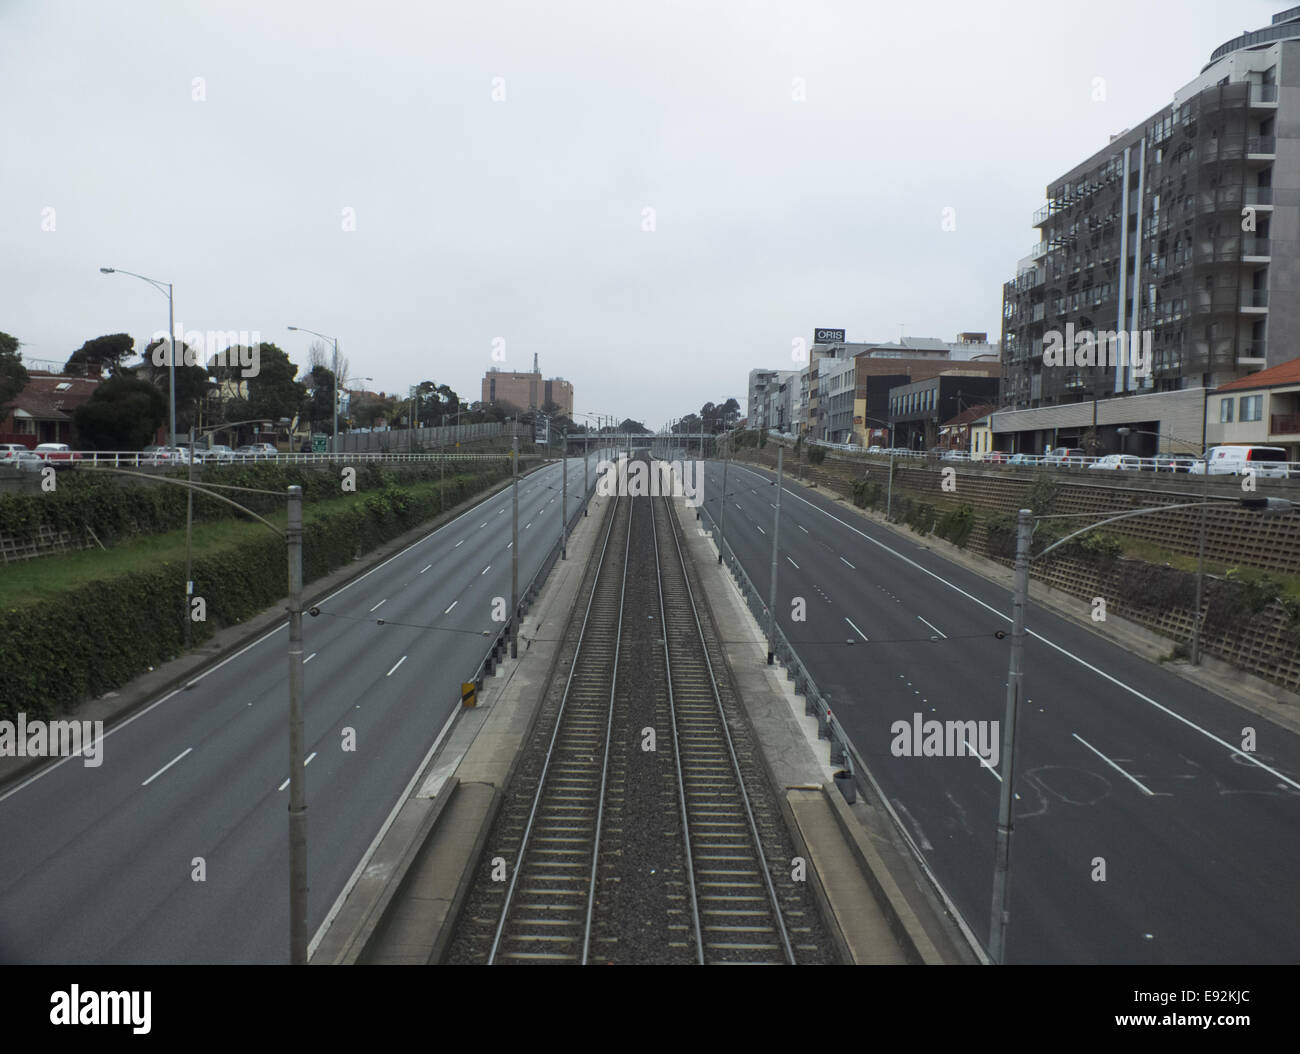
[445,466,836,964]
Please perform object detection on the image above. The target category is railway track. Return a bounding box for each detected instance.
[447,463,833,964]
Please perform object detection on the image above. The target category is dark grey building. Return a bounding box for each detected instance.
[1000,7,1300,417]
[889,375,1001,450]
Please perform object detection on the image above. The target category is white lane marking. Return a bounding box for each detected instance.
[278,777,289,791]
[891,797,933,851]
[798,524,809,533]
[303,652,317,664]
[369,599,387,612]
[2,464,550,802]
[310,696,463,957]
[735,503,742,510]
[845,617,870,642]
[481,565,491,575]
[756,525,765,535]
[141,747,192,787]
[728,462,1300,792]
[840,556,855,569]
[961,737,1002,781]
[480,522,487,528]
[454,539,464,547]
[386,656,408,677]
[444,600,458,614]
[507,541,513,549]
[419,564,432,574]
[304,751,318,767]
[525,522,531,529]
[1072,733,1156,797]
[918,615,947,639]
[786,556,799,568]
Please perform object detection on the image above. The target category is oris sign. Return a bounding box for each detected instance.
[814,328,845,344]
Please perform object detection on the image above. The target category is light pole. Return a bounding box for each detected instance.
[510,435,519,659]
[561,428,568,559]
[81,466,309,962]
[1118,426,1211,664]
[100,267,177,446]
[765,445,783,664]
[987,494,1273,963]
[287,325,341,453]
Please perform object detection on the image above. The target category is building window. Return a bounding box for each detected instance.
[1241,395,1262,422]
[1220,398,1233,423]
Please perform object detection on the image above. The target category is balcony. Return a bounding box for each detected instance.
[1243,289,1269,310]
[1030,241,1049,260]
[1271,413,1300,436]
[1249,83,1279,107]
[1242,237,1271,259]
[1248,136,1277,158]
[1244,186,1274,207]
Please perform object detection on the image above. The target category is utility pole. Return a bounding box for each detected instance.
[718,447,730,565]
[510,436,519,659]
[184,426,195,648]
[583,424,589,516]
[887,450,895,520]
[561,429,568,559]
[766,446,783,664]
[286,485,308,965]
[989,507,1032,965]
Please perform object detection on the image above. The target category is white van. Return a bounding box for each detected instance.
[1192,445,1290,479]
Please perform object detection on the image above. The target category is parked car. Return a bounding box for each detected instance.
[983,451,1009,464]
[1044,447,1088,467]
[1087,454,1142,471]
[867,445,884,454]
[1154,454,1198,473]
[236,442,279,460]
[34,443,82,465]
[140,445,191,465]
[0,443,31,463]
[1191,445,1290,479]
[14,451,46,472]
[201,444,238,463]
[1007,452,1034,465]
[940,449,968,461]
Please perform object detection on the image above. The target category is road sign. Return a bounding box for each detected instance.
[311,435,327,454]
[461,682,477,708]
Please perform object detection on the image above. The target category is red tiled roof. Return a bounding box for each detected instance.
[941,403,995,428]
[1216,357,1300,392]
[5,372,102,421]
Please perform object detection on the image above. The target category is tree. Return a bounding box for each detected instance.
[73,376,167,450]
[137,339,215,433]
[246,343,305,423]
[618,418,649,433]
[64,333,134,377]
[305,364,336,432]
[0,331,30,418]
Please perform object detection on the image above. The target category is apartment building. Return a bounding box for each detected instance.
[482,366,573,418]
[997,7,1300,454]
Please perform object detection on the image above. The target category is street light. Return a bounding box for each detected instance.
[988,493,1283,963]
[1118,426,1211,664]
[287,325,340,454]
[100,267,177,446]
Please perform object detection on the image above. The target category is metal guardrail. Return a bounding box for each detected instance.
[696,499,855,782]
[797,442,1300,478]
[467,458,598,692]
[13,450,512,469]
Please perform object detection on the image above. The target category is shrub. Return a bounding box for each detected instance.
[0,466,507,719]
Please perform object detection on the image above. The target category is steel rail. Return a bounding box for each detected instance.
[657,485,796,964]
[650,488,706,964]
[486,495,628,964]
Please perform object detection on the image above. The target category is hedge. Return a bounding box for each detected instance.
[0,459,506,550]
[0,466,508,720]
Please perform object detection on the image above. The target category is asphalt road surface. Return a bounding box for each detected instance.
[700,458,1300,964]
[0,456,594,964]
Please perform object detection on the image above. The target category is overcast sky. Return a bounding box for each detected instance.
[1,0,1277,428]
